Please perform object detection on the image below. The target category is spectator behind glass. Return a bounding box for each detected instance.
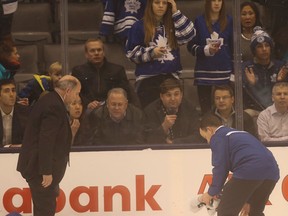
[257,82,288,142]
[72,38,138,110]
[243,27,288,118]
[100,0,147,44]
[77,88,145,146]
[144,78,202,144]
[0,40,20,79]
[18,62,62,106]
[211,85,257,137]
[240,1,262,62]
[187,0,233,115]
[67,96,83,146]
[0,79,29,148]
[126,0,196,108]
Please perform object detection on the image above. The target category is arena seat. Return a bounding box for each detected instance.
[43,44,86,73]
[11,2,53,43]
[16,45,39,74]
[66,1,104,43]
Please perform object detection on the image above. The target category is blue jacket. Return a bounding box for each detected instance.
[208,126,279,196]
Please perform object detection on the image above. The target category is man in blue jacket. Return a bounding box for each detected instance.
[199,113,279,216]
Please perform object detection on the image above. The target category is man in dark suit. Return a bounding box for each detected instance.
[0,79,29,148]
[17,75,81,216]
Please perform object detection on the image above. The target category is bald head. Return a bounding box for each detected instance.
[55,75,81,105]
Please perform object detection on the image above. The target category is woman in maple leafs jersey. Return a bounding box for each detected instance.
[126,0,196,108]
[187,0,233,115]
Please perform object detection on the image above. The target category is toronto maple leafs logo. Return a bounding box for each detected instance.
[125,0,141,14]
[154,35,174,63]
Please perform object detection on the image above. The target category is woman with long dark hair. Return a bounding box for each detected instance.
[187,0,233,115]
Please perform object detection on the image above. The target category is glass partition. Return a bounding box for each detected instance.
[1,0,287,150]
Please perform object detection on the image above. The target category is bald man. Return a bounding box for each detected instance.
[17,75,81,216]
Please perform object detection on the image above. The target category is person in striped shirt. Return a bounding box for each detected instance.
[126,0,196,108]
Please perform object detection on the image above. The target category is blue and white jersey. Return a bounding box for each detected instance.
[100,0,146,40]
[187,14,233,85]
[126,10,196,79]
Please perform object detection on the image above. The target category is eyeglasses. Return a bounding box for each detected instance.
[215,96,231,101]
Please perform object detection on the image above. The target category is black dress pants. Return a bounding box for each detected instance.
[217,177,277,216]
[28,176,60,216]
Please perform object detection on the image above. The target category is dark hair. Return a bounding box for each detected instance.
[200,113,222,130]
[0,78,16,91]
[159,78,183,94]
[0,41,15,64]
[205,0,227,33]
[212,85,234,98]
[240,1,262,33]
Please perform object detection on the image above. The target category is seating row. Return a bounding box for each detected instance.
[15,43,199,109]
[12,0,237,44]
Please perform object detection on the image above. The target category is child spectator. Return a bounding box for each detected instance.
[18,62,62,106]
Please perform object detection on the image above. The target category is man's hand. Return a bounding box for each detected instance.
[17,97,29,106]
[87,100,103,110]
[162,114,177,133]
[42,175,53,188]
[200,192,213,205]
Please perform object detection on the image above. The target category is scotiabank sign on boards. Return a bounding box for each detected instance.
[1,148,288,215]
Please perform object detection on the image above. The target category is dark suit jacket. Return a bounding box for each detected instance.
[17,91,72,184]
[0,104,29,147]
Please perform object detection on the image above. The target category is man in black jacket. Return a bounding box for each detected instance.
[75,88,144,146]
[17,75,81,216]
[72,38,138,110]
[144,78,202,144]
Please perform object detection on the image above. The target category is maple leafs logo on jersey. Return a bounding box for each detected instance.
[125,0,141,14]
[154,35,174,63]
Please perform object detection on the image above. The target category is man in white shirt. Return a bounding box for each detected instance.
[257,82,288,142]
[0,79,28,148]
